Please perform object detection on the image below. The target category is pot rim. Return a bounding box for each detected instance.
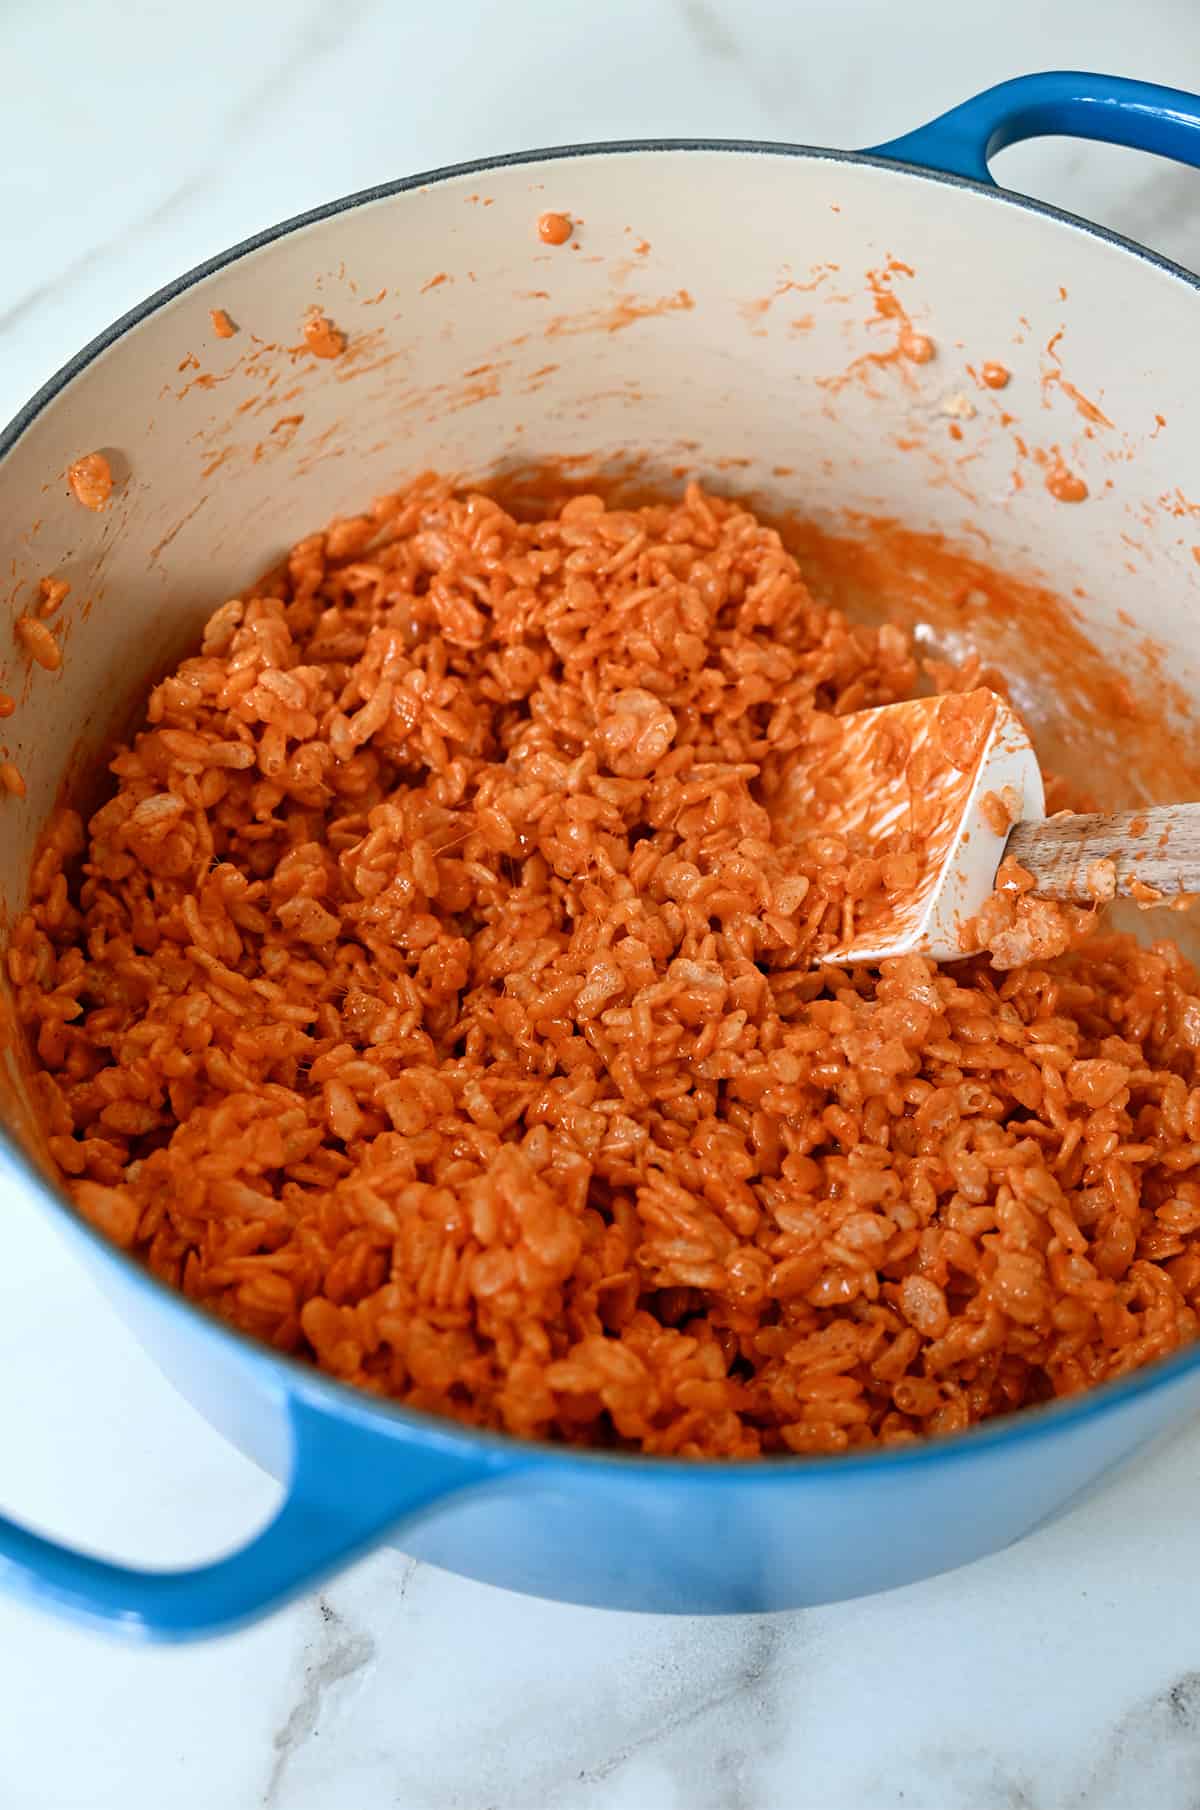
[5,131,1200,464]
[4,133,1200,1485]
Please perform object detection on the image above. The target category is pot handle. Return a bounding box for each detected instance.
[0,1391,491,1640]
[868,70,1200,186]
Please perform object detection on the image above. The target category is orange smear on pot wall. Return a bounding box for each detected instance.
[819,262,936,395]
[545,290,695,338]
[1043,328,1113,428]
[209,309,237,339]
[774,512,1199,810]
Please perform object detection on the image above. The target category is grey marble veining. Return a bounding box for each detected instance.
[3,2,1200,1806]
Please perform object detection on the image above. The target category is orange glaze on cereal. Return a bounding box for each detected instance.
[67,452,112,512]
[17,474,1200,1462]
[38,577,70,618]
[14,616,61,671]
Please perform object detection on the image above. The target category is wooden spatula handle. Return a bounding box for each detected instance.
[1006,804,1200,903]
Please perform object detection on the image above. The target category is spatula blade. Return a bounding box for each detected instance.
[771,689,1045,963]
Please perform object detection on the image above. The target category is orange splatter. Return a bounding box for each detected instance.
[209,309,237,339]
[740,274,842,334]
[1046,464,1088,503]
[898,329,935,364]
[538,212,573,246]
[420,273,450,293]
[981,362,1010,390]
[1042,329,1112,427]
[790,263,840,293]
[819,261,933,395]
[0,694,14,718]
[1058,378,1111,427]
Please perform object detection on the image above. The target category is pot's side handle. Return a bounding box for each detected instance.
[868,70,1200,186]
[0,1393,493,1640]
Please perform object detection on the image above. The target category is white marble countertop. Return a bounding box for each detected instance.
[3,3,1200,1806]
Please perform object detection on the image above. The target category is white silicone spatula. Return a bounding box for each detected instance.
[770,688,1200,963]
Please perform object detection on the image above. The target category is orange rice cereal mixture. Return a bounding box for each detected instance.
[13,479,1200,1456]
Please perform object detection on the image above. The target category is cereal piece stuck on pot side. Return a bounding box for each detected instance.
[537,211,573,246]
[981,361,1010,389]
[38,576,70,618]
[209,307,237,339]
[303,312,346,359]
[14,615,61,671]
[0,761,24,798]
[67,451,113,512]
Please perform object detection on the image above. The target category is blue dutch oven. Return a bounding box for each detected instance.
[2,71,1200,1638]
